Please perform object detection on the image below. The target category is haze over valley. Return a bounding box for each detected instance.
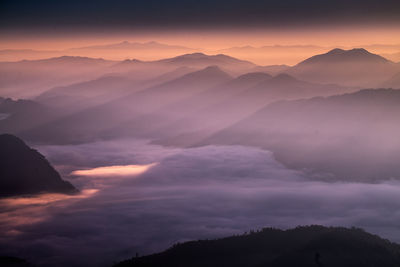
[1,0,400,266]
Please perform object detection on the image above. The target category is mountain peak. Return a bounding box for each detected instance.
[177,52,208,59]
[162,52,253,65]
[326,48,345,54]
[298,48,390,65]
[177,65,232,82]
[191,65,230,76]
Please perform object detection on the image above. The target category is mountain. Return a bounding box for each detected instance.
[65,41,196,61]
[0,97,63,135]
[150,73,350,147]
[289,48,400,87]
[0,52,254,99]
[238,73,349,101]
[35,75,137,110]
[0,134,77,197]
[116,225,400,267]
[126,65,233,112]
[0,56,116,98]
[103,71,272,139]
[156,53,256,74]
[68,41,192,51]
[16,55,114,66]
[203,88,400,181]
[298,48,389,64]
[21,66,233,144]
[0,48,60,61]
[0,41,195,62]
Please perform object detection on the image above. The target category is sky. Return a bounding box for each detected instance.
[1,0,400,31]
[1,0,400,50]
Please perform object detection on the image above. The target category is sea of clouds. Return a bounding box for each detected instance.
[1,139,400,266]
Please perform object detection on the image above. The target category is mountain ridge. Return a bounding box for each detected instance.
[115,225,400,267]
[0,134,77,197]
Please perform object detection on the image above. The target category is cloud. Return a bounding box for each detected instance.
[70,163,157,177]
[1,140,400,266]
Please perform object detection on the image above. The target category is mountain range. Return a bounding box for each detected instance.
[202,88,400,181]
[2,47,399,99]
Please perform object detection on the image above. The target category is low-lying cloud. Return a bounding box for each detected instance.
[71,163,157,177]
[1,139,400,266]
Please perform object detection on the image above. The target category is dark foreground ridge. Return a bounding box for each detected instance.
[0,134,77,197]
[0,256,33,267]
[116,225,400,267]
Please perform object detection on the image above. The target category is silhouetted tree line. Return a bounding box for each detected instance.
[115,225,400,267]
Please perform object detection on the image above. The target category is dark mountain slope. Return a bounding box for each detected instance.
[116,225,400,267]
[0,134,77,197]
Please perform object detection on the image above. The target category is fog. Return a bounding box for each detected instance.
[1,47,400,266]
[1,139,400,266]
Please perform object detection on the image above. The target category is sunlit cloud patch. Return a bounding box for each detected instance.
[71,163,157,177]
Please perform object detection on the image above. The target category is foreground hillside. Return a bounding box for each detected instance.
[116,225,400,267]
[0,134,77,197]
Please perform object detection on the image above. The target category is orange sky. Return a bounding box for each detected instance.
[1,26,400,51]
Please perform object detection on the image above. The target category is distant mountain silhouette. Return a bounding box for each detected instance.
[68,41,192,51]
[233,72,272,84]
[156,53,256,73]
[298,48,389,64]
[171,65,232,82]
[0,134,77,197]
[0,41,194,61]
[289,48,400,87]
[115,225,400,267]
[11,56,115,68]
